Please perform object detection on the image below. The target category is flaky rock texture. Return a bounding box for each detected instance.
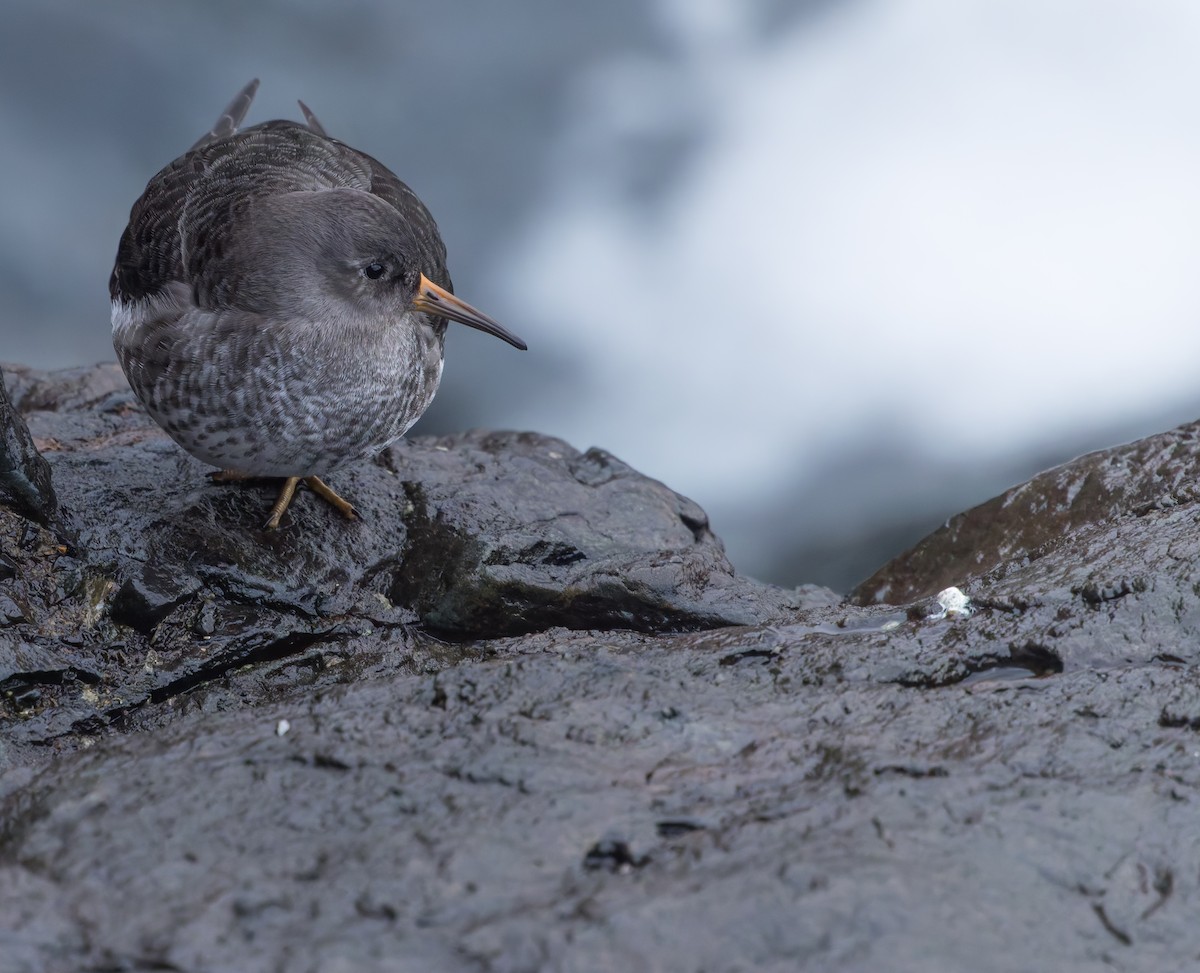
[2,363,1200,972]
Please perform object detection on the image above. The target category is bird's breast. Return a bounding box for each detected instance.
[113,299,447,476]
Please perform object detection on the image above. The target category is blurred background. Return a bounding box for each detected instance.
[3,0,1200,592]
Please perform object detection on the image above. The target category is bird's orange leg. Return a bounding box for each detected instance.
[304,476,359,521]
[209,470,358,527]
[264,477,301,530]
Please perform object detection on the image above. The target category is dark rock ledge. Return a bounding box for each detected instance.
[3,362,1200,972]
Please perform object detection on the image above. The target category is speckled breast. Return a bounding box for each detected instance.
[113,301,446,477]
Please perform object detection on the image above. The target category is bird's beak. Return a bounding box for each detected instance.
[413,274,527,351]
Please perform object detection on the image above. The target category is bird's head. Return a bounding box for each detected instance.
[236,189,526,350]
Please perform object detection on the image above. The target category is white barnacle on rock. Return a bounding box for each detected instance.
[928,586,972,620]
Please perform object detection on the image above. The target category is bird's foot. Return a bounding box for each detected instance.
[210,470,358,528]
[304,476,359,522]
[263,476,301,530]
[209,468,259,483]
[262,476,358,529]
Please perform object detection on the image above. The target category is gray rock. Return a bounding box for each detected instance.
[850,421,1200,606]
[0,365,58,529]
[0,363,820,757]
[3,363,1200,971]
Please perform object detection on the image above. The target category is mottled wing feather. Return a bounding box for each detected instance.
[111,94,453,305]
[362,154,452,291]
[112,123,375,305]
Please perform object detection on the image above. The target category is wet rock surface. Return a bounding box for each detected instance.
[0,363,815,762]
[0,366,59,531]
[850,421,1200,607]
[3,364,1200,971]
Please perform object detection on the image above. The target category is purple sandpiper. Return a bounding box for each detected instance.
[111,79,526,529]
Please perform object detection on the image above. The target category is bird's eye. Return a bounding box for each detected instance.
[362,262,387,280]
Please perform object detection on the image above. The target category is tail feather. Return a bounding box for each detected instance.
[297,99,328,137]
[190,78,260,151]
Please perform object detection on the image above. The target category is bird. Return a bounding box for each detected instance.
[110,79,526,529]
